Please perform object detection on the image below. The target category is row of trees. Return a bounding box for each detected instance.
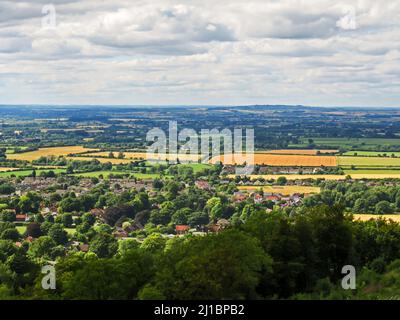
[303,181,400,214]
[2,204,400,299]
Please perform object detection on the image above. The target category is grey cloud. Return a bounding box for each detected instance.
[0,0,398,106]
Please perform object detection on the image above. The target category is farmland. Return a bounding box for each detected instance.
[7,146,96,161]
[338,156,400,167]
[0,167,19,172]
[67,156,133,164]
[0,168,66,177]
[237,185,320,195]
[353,214,400,223]
[343,151,400,157]
[230,174,400,181]
[72,171,165,179]
[211,154,337,166]
[260,149,338,155]
[294,138,400,150]
[85,151,201,162]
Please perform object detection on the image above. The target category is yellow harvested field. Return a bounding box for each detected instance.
[350,174,400,179]
[237,185,320,195]
[262,149,338,155]
[87,152,201,162]
[0,167,19,172]
[7,146,97,161]
[228,174,400,180]
[353,214,400,223]
[211,154,337,167]
[66,157,133,164]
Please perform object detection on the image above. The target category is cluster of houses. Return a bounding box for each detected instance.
[233,191,306,208]
[222,165,324,175]
[13,176,154,198]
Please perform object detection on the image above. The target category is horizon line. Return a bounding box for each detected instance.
[0,104,399,109]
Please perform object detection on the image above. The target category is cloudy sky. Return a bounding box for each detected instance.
[0,0,399,106]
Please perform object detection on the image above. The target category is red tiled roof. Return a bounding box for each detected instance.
[175,225,190,231]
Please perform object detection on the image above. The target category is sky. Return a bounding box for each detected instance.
[0,0,399,107]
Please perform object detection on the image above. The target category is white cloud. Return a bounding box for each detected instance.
[0,0,399,106]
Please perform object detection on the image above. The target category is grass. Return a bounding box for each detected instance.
[16,225,76,235]
[338,156,400,167]
[229,174,400,181]
[172,163,212,173]
[0,168,66,177]
[16,226,26,235]
[344,169,400,174]
[298,138,400,149]
[65,228,76,235]
[237,185,320,195]
[258,149,338,155]
[72,171,164,179]
[343,151,400,157]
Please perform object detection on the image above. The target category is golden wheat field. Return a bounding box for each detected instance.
[0,167,19,172]
[66,156,133,164]
[237,185,321,195]
[211,154,337,166]
[87,151,201,162]
[7,146,97,161]
[262,149,338,155]
[353,214,400,223]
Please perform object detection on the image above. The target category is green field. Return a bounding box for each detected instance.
[72,171,165,179]
[173,163,212,173]
[16,226,27,235]
[294,138,400,150]
[344,169,400,174]
[0,168,66,177]
[16,225,76,235]
[338,156,400,167]
[343,151,400,157]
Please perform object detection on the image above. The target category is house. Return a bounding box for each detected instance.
[175,225,190,235]
[208,219,231,233]
[254,193,264,204]
[25,236,34,243]
[90,208,105,217]
[79,244,90,253]
[266,195,281,202]
[113,228,129,238]
[233,192,247,203]
[195,180,211,190]
[16,214,28,222]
